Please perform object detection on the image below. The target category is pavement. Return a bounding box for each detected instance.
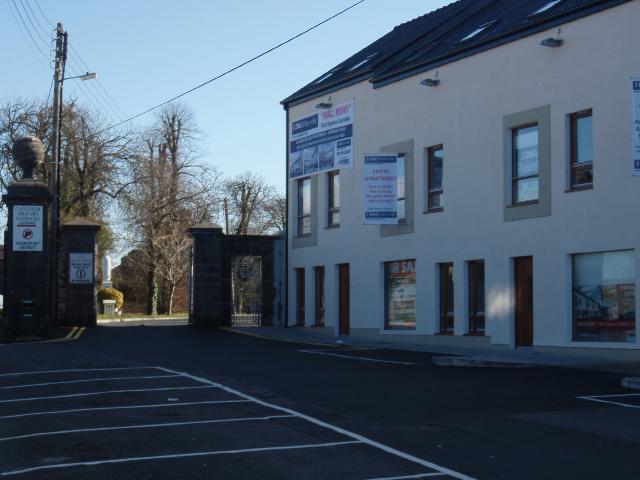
[1,323,639,479]
[224,326,640,374]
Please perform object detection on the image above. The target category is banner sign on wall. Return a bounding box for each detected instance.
[69,252,94,284]
[632,78,640,176]
[363,154,397,224]
[12,205,43,252]
[289,101,354,179]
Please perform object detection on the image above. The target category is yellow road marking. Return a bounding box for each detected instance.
[220,326,339,348]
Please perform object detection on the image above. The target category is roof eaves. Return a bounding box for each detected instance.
[371,0,631,88]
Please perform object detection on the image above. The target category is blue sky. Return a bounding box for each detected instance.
[2,0,450,192]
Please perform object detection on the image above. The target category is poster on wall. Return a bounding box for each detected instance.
[385,260,417,330]
[632,78,640,176]
[363,154,397,224]
[69,252,94,284]
[289,101,354,179]
[12,205,43,252]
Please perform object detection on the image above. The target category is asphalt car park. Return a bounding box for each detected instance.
[1,325,639,479]
[0,365,471,479]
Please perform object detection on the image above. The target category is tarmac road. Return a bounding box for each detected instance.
[0,324,638,479]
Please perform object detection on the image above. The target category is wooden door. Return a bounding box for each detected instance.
[314,266,325,327]
[338,264,350,335]
[295,268,305,327]
[514,257,533,347]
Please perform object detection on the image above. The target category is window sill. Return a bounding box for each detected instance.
[295,234,312,239]
[325,224,340,230]
[565,185,593,193]
[464,332,486,337]
[507,200,539,208]
[435,331,454,336]
[424,208,444,214]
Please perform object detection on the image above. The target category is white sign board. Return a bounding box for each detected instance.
[632,78,640,176]
[12,205,43,252]
[363,154,398,224]
[69,253,94,284]
[289,101,354,179]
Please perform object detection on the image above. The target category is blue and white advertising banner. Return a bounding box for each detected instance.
[632,78,640,176]
[289,101,354,179]
[363,154,397,225]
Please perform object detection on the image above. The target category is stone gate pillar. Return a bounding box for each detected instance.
[188,222,226,327]
[59,219,101,327]
[1,137,51,340]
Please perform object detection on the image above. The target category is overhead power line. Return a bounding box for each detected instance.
[94,0,367,136]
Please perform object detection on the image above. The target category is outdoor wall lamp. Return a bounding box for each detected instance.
[316,102,333,109]
[540,37,563,47]
[420,78,440,87]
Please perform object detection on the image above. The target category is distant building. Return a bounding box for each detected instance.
[282,0,639,350]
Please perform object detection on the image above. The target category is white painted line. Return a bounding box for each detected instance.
[581,393,640,399]
[366,474,446,480]
[0,414,294,442]
[158,367,475,480]
[576,396,640,409]
[0,367,156,378]
[297,349,421,365]
[0,374,181,390]
[0,441,361,477]
[0,385,215,404]
[0,399,250,420]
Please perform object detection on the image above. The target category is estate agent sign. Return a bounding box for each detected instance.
[69,252,93,284]
[289,101,354,179]
[363,154,397,224]
[12,205,43,252]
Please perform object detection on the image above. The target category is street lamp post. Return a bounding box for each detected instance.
[49,22,97,328]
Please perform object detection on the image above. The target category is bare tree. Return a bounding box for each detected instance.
[223,171,280,235]
[120,103,220,315]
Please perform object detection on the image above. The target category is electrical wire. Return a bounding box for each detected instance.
[93,0,367,136]
[6,0,49,60]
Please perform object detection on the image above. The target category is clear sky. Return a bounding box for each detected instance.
[2,0,451,193]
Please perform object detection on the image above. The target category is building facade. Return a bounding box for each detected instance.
[283,0,640,350]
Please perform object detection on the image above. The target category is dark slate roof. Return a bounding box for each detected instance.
[282,0,630,106]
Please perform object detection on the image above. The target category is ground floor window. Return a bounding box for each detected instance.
[439,262,454,334]
[573,250,636,343]
[384,260,416,330]
[468,260,485,335]
[314,266,325,327]
[295,268,305,327]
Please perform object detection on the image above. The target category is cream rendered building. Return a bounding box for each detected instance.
[282,0,640,352]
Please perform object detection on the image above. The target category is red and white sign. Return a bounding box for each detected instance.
[12,205,43,252]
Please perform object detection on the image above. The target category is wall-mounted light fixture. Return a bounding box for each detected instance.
[420,78,440,87]
[540,37,563,48]
[315,102,333,109]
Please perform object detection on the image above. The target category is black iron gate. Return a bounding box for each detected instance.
[231,256,262,326]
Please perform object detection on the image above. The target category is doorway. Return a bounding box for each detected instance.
[338,263,350,335]
[231,256,262,327]
[514,256,533,347]
[314,266,325,327]
[295,268,305,327]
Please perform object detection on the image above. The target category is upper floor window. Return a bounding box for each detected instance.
[328,170,340,227]
[512,124,540,204]
[427,145,444,212]
[297,178,311,236]
[397,154,406,223]
[570,109,593,190]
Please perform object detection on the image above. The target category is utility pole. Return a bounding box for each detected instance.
[224,197,230,234]
[49,23,66,327]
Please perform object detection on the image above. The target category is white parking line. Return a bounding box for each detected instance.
[0,414,295,442]
[157,367,475,480]
[0,367,157,378]
[0,441,362,477]
[366,474,446,480]
[297,349,422,365]
[577,395,640,409]
[0,385,215,404]
[0,399,251,420]
[0,374,181,390]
